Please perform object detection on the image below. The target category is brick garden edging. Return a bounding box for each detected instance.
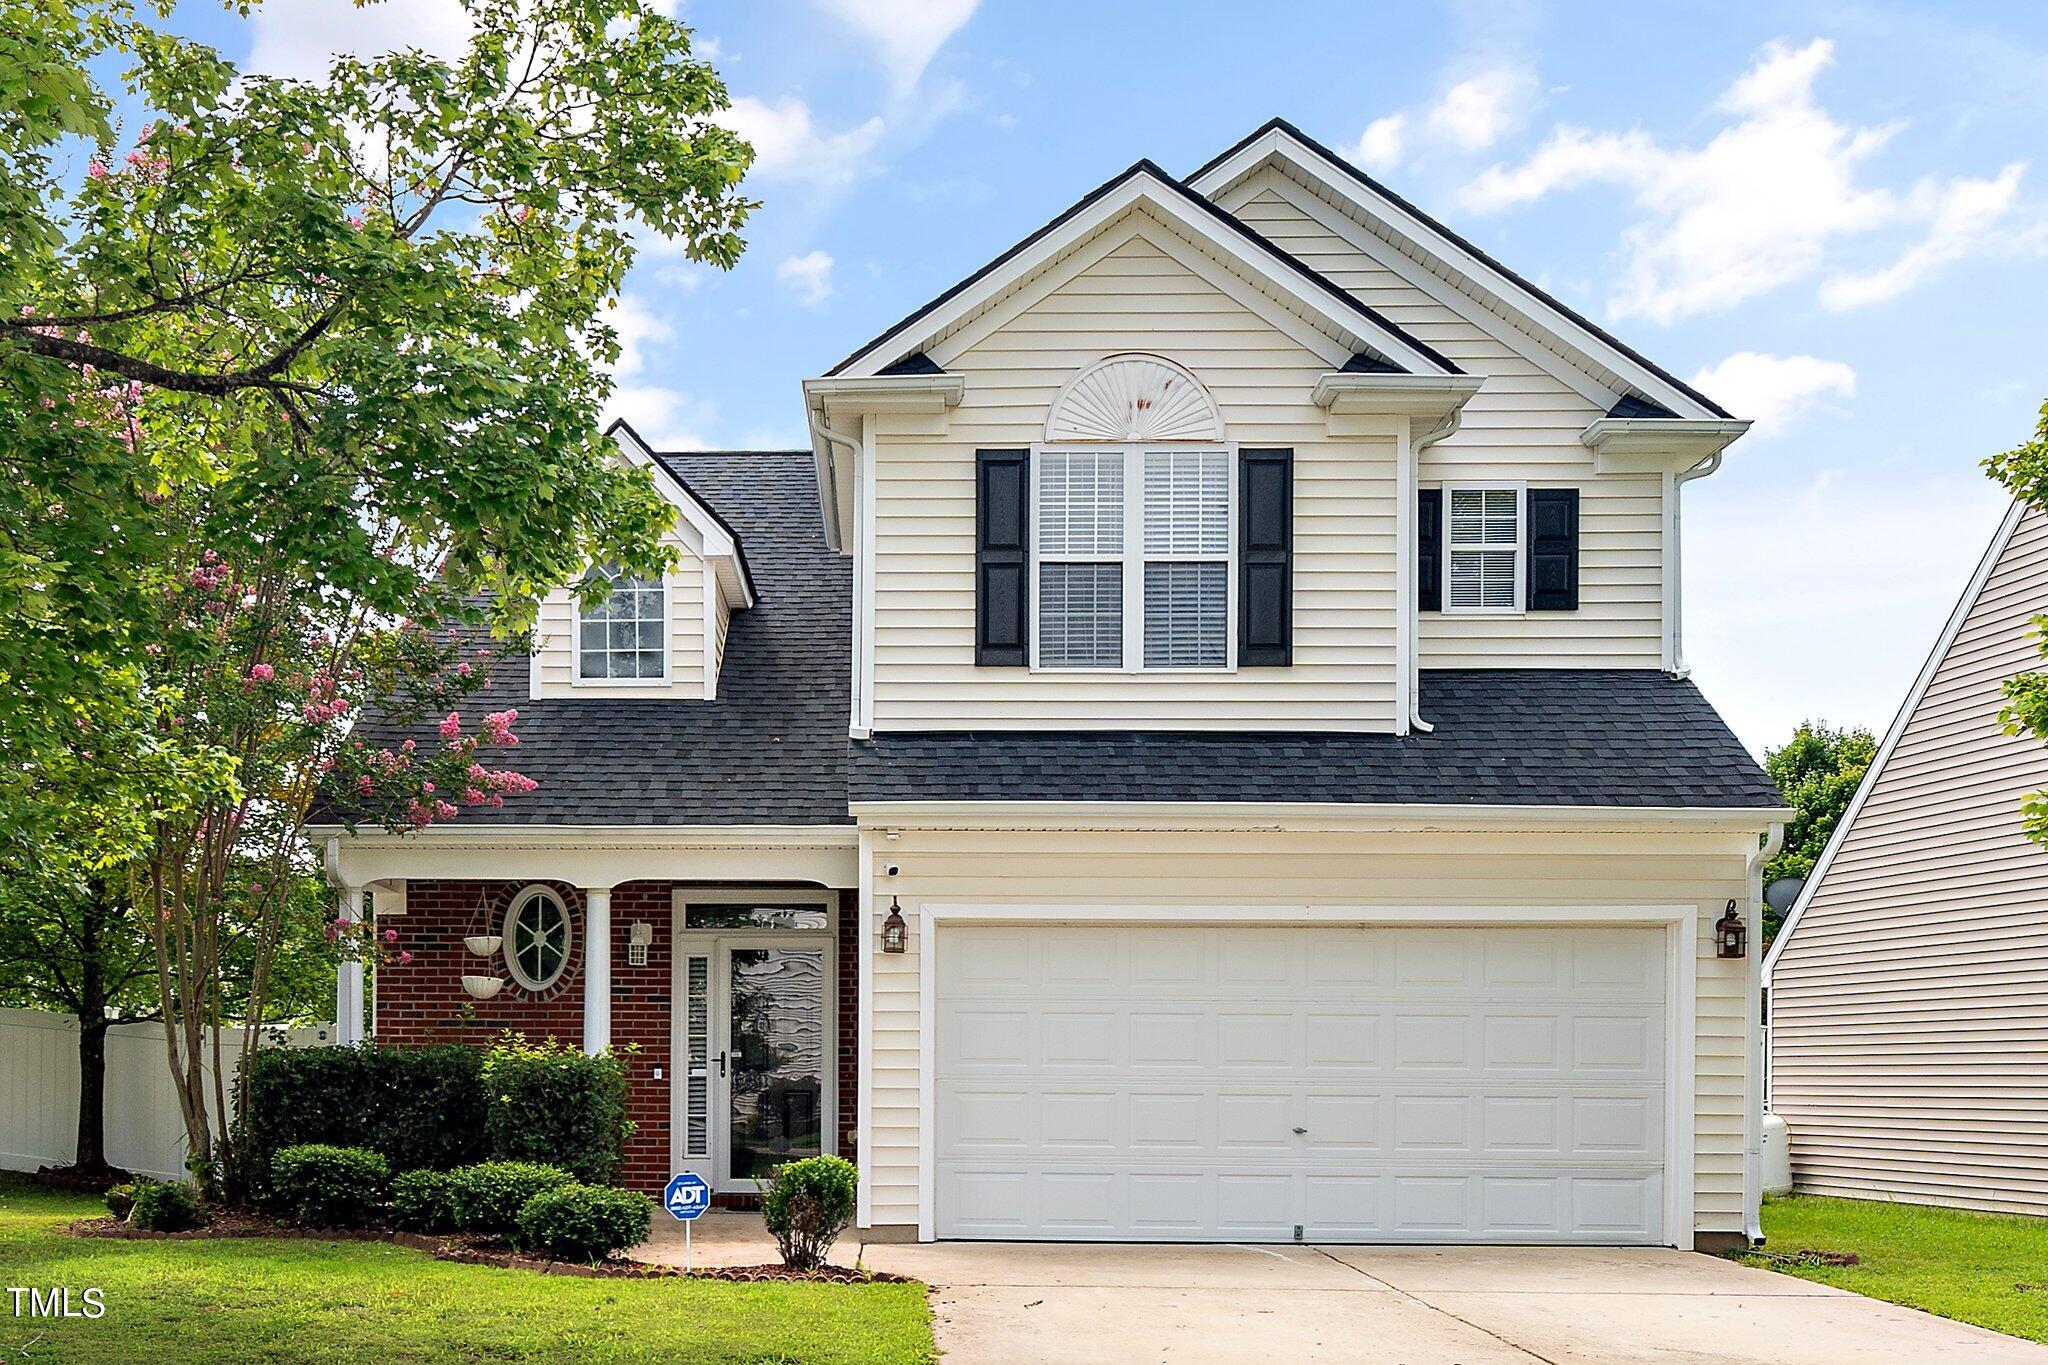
[70,1217,911,1284]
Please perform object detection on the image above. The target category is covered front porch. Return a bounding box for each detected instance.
[316,825,861,1195]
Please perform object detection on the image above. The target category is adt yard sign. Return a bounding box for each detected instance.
[664,1171,710,1221]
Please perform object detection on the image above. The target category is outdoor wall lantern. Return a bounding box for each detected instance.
[1715,900,1748,959]
[881,897,908,954]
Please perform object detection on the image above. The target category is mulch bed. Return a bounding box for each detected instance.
[69,1215,910,1283]
[1750,1248,1861,1268]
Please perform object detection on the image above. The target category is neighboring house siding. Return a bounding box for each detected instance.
[1221,174,1664,669]
[858,827,1754,1238]
[532,527,709,698]
[1770,505,2048,1214]
[869,217,1400,731]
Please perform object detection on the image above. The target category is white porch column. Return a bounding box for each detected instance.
[336,885,366,1045]
[582,886,612,1054]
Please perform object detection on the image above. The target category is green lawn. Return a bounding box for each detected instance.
[1746,1194,2048,1343]
[0,1180,932,1364]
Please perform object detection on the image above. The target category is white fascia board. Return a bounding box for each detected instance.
[1581,417,1751,473]
[803,374,967,416]
[832,170,1455,381]
[1187,127,1725,422]
[606,419,756,609]
[316,824,862,890]
[847,799,1792,835]
[1312,373,1485,426]
[1762,500,2027,982]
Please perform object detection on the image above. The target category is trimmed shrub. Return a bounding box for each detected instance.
[246,1044,489,1189]
[391,1168,462,1234]
[482,1039,631,1184]
[760,1155,858,1270]
[103,1182,139,1221]
[129,1180,203,1232]
[513,1183,653,1263]
[270,1144,391,1228]
[448,1161,575,1237]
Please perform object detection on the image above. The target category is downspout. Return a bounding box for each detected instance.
[1668,450,1723,678]
[1407,407,1466,734]
[1744,819,1786,1246]
[810,405,866,733]
[809,405,859,551]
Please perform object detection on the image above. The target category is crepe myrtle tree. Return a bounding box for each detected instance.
[1988,398,2048,843]
[0,0,752,834]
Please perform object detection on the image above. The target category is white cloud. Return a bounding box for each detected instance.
[722,95,886,191]
[595,294,671,380]
[246,0,470,78]
[816,0,979,96]
[1353,114,1407,173]
[776,250,836,306]
[1820,162,2028,309]
[1689,352,1856,438]
[1460,38,2030,323]
[1428,68,1536,152]
[602,385,717,449]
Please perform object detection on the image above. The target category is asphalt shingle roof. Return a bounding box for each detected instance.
[323,450,851,826]
[848,670,1782,810]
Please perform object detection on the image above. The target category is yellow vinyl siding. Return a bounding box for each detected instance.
[1769,505,2048,1215]
[532,525,708,698]
[1223,176,1664,668]
[870,221,1399,730]
[859,826,1755,1239]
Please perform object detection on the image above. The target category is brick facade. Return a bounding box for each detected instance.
[374,879,857,1197]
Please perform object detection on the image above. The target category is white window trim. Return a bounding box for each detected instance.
[1028,443,1239,674]
[570,567,672,686]
[503,884,574,992]
[1440,481,1526,617]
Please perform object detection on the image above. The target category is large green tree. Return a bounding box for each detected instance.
[1759,721,1877,945]
[0,0,755,1184]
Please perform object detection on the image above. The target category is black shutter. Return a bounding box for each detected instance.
[1527,487,1580,611]
[1416,488,1443,613]
[975,449,1030,665]
[1238,448,1293,666]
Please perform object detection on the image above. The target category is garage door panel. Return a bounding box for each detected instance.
[935,924,1668,1243]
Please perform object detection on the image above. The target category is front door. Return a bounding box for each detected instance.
[670,893,836,1195]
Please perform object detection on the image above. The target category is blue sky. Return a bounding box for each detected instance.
[194,0,2048,753]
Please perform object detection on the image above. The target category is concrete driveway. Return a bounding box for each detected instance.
[638,1217,2048,1364]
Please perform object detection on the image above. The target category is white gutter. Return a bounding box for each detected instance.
[1744,819,1786,1246]
[1407,404,1469,734]
[1667,450,1723,677]
[808,408,858,553]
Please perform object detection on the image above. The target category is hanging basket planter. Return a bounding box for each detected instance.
[463,934,503,958]
[461,975,505,1000]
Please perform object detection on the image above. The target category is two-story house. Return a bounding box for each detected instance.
[312,120,1790,1252]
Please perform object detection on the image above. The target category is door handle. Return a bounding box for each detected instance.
[1292,1127,1307,1135]
[717,1051,728,1078]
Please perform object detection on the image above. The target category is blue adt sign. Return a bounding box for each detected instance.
[664,1171,711,1222]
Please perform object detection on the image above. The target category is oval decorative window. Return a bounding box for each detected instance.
[504,887,574,992]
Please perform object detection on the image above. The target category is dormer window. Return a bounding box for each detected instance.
[1032,446,1234,670]
[1444,485,1523,613]
[576,564,669,681]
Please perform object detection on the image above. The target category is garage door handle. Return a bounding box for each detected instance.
[1292,1127,1307,1135]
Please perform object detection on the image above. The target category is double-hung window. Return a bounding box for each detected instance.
[576,563,668,680]
[1033,446,1233,670]
[1443,485,1523,613]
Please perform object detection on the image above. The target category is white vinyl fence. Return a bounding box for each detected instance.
[0,1007,334,1180]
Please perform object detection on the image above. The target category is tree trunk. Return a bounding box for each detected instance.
[73,890,117,1176]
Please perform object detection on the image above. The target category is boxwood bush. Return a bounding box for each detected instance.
[129,1180,203,1232]
[481,1039,632,1184]
[761,1155,858,1270]
[391,1168,462,1234]
[270,1144,391,1228]
[514,1183,653,1263]
[246,1044,488,1187]
[448,1161,576,1237]
[104,1181,140,1221]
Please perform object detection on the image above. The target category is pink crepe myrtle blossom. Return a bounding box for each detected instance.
[455,661,473,677]
[398,951,413,966]
[479,709,519,746]
[248,663,274,683]
[86,160,109,182]
[356,775,374,796]
[383,928,398,943]
[439,711,461,741]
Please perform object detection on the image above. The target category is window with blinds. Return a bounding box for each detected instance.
[1445,486,1522,612]
[1034,447,1232,669]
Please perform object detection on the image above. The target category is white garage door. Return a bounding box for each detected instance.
[935,923,1668,1243]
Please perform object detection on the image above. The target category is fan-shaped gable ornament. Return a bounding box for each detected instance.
[1045,353,1224,443]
